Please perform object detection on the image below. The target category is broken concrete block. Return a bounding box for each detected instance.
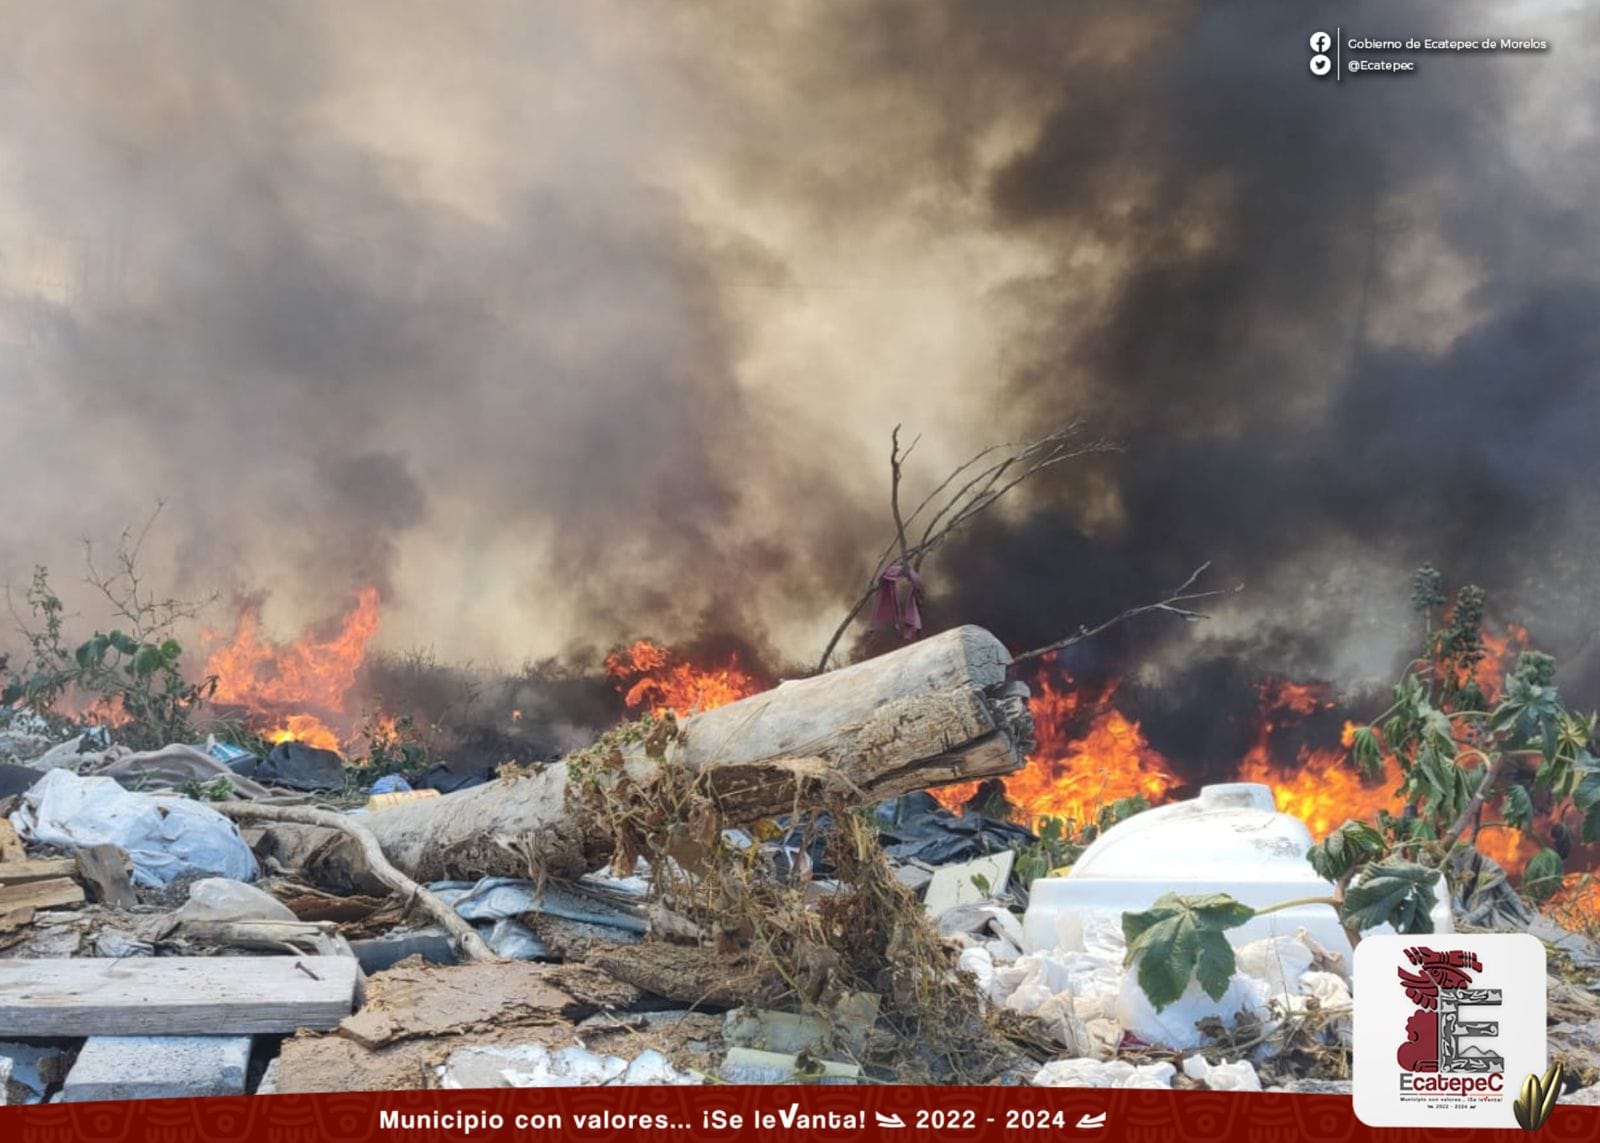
[60,1035,252,1103]
[923,851,1015,917]
[0,1041,70,1104]
[718,1047,860,1085]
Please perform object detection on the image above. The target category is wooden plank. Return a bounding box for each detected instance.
[74,845,136,910]
[0,906,33,932]
[0,858,78,885]
[0,955,359,1036]
[0,818,24,862]
[0,877,84,911]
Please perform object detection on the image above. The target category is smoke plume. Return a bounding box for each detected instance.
[2,1,1596,720]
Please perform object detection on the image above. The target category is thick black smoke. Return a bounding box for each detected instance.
[896,2,1600,739]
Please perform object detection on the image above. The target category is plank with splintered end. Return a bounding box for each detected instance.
[0,955,359,1036]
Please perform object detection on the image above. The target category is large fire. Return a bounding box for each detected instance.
[961,674,1181,827]
[187,592,1598,926]
[1235,680,1402,839]
[202,586,382,752]
[923,622,1600,927]
[604,639,763,717]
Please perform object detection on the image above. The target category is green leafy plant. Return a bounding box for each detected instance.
[1013,796,1150,888]
[356,710,433,781]
[3,514,219,750]
[1121,567,1599,1012]
[179,776,235,802]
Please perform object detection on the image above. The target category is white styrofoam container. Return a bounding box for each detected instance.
[1021,782,1452,960]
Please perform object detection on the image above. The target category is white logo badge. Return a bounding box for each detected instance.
[1353,933,1546,1128]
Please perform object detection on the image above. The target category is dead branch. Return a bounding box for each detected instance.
[212,801,500,964]
[818,422,1119,672]
[1012,561,1240,664]
[81,501,218,642]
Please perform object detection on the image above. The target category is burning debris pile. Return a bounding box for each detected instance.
[1,572,1599,1105]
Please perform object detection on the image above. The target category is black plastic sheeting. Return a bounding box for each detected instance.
[874,792,1035,865]
[250,742,347,791]
[770,792,1036,874]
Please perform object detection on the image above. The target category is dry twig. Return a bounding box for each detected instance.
[818,422,1118,671]
[1012,561,1240,664]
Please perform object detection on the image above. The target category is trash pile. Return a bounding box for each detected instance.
[3,680,1599,1106]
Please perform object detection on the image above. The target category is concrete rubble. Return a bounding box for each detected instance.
[1,703,1597,1107]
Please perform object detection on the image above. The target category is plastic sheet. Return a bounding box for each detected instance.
[10,768,258,886]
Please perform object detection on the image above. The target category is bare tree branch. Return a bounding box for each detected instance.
[1011,561,1241,664]
[817,422,1119,672]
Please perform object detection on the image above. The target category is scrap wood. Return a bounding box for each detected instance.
[166,918,356,959]
[0,818,23,862]
[0,954,360,1036]
[0,877,84,912]
[213,801,498,964]
[335,959,619,1050]
[0,858,78,885]
[0,905,34,932]
[272,1022,579,1095]
[271,881,404,936]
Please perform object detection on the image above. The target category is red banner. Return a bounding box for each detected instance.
[0,1087,1595,1142]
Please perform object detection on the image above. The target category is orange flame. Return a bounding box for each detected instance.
[202,587,381,751]
[1547,875,1600,932]
[603,639,762,718]
[934,624,1573,887]
[1236,681,1403,839]
[1469,623,1530,701]
[57,686,133,729]
[932,669,1182,826]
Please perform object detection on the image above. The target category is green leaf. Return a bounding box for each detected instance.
[1521,848,1564,903]
[1308,819,1386,881]
[1574,767,1600,814]
[129,646,165,677]
[1121,892,1254,1012]
[1583,806,1600,846]
[74,634,110,669]
[1194,933,1236,1001]
[1342,860,1440,935]
[1501,784,1534,831]
[1349,726,1384,780]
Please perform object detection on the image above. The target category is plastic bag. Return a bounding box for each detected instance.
[10,768,257,886]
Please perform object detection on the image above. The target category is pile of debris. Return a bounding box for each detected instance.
[2,626,1598,1105]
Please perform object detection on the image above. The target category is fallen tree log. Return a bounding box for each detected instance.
[265,625,1032,887]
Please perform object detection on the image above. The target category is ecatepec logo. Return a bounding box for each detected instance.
[1396,946,1503,1077]
[1354,934,1546,1128]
